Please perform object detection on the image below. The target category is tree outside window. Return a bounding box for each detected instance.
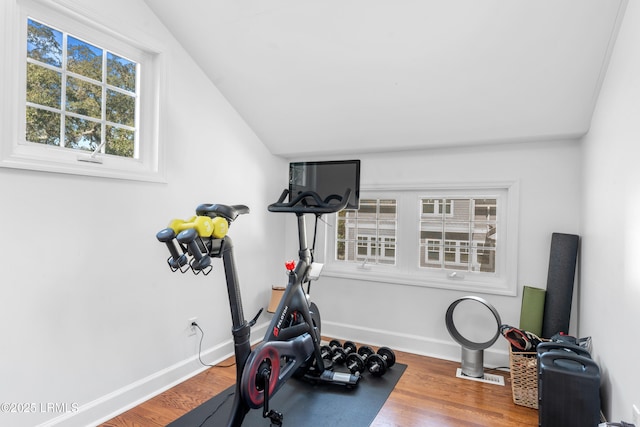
[26,19,137,158]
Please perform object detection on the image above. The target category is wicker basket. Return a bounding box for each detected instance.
[509,347,539,409]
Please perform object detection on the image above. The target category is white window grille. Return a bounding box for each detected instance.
[322,182,519,296]
[1,0,165,182]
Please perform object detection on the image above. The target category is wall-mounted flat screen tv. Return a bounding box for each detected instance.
[289,160,360,210]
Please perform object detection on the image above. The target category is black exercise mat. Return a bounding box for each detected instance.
[168,363,406,427]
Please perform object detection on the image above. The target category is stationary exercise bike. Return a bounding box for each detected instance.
[156,188,360,426]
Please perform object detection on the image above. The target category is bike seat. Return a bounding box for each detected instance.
[196,204,250,222]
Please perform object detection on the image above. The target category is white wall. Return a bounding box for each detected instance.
[581,0,640,422]
[3,0,631,425]
[0,1,286,426]
[295,139,583,368]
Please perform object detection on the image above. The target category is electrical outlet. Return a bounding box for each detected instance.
[187,317,197,336]
[632,404,639,426]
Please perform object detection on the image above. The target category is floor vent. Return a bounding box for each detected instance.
[455,368,505,386]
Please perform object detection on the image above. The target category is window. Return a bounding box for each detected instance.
[422,198,452,216]
[419,197,497,273]
[337,199,397,265]
[1,0,164,182]
[26,18,137,158]
[322,182,519,296]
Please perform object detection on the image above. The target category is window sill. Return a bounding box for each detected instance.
[0,143,166,183]
[321,265,517,296]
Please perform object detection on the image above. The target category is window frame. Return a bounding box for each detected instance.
[1,0,166,182]
[320,181,520,296]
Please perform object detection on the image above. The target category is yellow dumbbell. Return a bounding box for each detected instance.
[210,216,229,239]
[169,216,214,237]
[168,215,229,238]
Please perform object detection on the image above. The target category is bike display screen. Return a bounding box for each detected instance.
[289,160,360,210]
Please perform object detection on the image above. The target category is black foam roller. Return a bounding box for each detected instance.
[541,233,579,338]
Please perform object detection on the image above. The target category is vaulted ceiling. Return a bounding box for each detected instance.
[145,0,627,157]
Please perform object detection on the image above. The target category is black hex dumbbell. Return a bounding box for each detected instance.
[306,345,335,372]
[316,340,342,370]
[326,339,342,354]
[177,228,211,271]
[365,347,396,377]
[330,340,358,365]
[319,345,334,361]
[325,340,343,363]
[345,345,375,375]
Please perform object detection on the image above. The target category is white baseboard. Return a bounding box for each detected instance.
[37,322,269,427]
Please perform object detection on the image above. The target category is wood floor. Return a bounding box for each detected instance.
[101,343,538,427]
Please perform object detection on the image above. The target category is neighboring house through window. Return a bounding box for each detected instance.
[323,182,519,296]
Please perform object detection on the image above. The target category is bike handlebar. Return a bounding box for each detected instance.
[268,188,352,214]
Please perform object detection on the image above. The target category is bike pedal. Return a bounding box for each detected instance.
[265,409,283,426]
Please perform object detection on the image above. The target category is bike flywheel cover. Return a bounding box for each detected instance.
[241,345,281,409]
